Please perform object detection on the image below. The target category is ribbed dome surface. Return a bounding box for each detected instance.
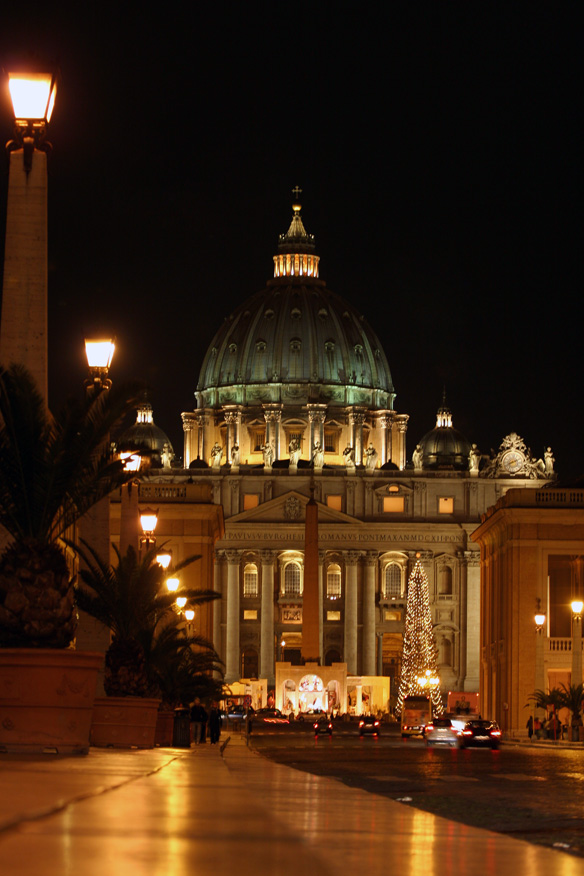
[196,279,395,410]
[119,400,174,465]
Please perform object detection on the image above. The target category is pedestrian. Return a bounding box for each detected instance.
[190,698,207,745]
[526,715,533,740]
[208,702,222,745]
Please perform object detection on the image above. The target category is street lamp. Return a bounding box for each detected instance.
[156,550,172,570]
[417,668,440,689]
[1,66,58,403]
[139,507,158,549]
[85,338,115,391]
[571,600,583,687]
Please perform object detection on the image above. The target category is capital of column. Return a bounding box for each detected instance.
[224,410,241,425]
[378,411,394,429]
[395,413,409,434]
[344,550,362,566]
[307,406,326,424]
[181,412,196,432]
[348,409,366,426]
[260,549,277,564]
[225,549,241,564]
[214,549,226,563]
[364,551,378,566]
[263,407,282,423]
[195,414,208,427]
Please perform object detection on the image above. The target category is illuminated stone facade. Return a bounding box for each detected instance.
[472,487,584,736]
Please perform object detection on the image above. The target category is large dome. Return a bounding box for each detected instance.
[196,201,395,412]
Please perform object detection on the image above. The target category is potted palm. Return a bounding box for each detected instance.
[0,364,141,753]
[72,540,219,748]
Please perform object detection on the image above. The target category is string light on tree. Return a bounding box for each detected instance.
[396,555,444,715]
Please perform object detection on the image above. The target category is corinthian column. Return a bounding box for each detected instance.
[344,552,360,674]
[260,550,276,683]
[363,552,377,676]
[225,550,241,682]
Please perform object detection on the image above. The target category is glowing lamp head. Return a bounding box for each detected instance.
[184,609,195,621]
[176,597,187,609]
[85,338,115,371]
[8,71,57,123]
[166,577,179,593]
[139,508,158,535]
[572,601,583,618]
[534,613,546,629]
[120,451,141,472]
[156,551,172,570]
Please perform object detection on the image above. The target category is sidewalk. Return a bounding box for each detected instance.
[0,734,582,876]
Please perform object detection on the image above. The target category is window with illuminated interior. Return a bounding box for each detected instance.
[383,563,403,599]
[326,564,342,599]
[243,564,258,597]
[284,561,302,596]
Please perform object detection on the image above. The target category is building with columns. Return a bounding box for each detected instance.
[123,199,554,712]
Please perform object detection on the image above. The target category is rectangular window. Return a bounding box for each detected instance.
[326,494,342,511]
[383,496,404,513]
[384,609,402,621]
[243,610,258,620]
[250,429,265,452]
[243,494,259,510]
[324,429,338,453]
[326,610,341,621]
[439,497,454,514]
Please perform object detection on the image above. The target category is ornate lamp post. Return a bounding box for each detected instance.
[1,68,57,403]
[534,603,547,726]
[139,507,159,550]
[571,600,583,687]
[85,338,115,392]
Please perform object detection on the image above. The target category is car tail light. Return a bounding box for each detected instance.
[374,721,380,727]
[313,723,318,730]
[359,721,364,727]
[425,724,434,732]
[463,730,473,736]
[491,729,501,737]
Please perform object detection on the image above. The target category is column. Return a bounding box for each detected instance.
[319,550,325,663]
[344,551,360,674]
[181,412,197,468]
[224,410,237,463]
[378,412,394,465]
[307,405,326,457]
[376,632,384,676]
[395,414,409,470]
[260,550,276,683]
[363,552,377,676]
[458,552,468,690]
[349,409,365,465]
[225,550,241,682]
[213,552,225,676]
[572,608,583,687]
[196,414,207,463]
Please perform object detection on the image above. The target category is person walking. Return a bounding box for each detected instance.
[526,715,533,740]
[190,698,207,745]
[208,702,222,745]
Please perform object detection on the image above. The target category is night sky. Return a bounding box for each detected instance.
[0,8,581,478]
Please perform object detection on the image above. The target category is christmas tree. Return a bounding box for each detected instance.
[396,557,443,715]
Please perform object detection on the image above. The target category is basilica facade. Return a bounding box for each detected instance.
[125,198,554,707]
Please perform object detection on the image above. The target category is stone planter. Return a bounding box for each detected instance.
[91,696,161,748]
[154,708,175,747]
[0,648,103,754]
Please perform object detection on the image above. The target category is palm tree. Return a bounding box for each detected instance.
[527,687,564,713]
[146,623,224,707]
[73,540,219,697]
[0,364,142,648]
[558,682,584,725]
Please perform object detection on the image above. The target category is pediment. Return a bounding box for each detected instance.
[229,490,361,525]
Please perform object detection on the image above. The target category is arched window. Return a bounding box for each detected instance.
[326,564,342,599]
[284,562,301,596]
[241,648,258,679]
[243,563,258,598]
[438,567,453,597]
[384,563,402,598]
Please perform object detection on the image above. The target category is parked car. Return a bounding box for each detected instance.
[224,705,253,723]
[359,716,381,737]
[425,717,461,748]
[251,708,289,725]
[313,717,333,736]
[460,719,502,749]
[297,709,327,722]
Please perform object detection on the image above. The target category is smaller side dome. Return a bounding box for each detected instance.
[118,397,174,468]
[416,396,471,471]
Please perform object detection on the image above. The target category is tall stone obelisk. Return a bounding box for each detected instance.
[0,148,48,403]
[302,487,320,662]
